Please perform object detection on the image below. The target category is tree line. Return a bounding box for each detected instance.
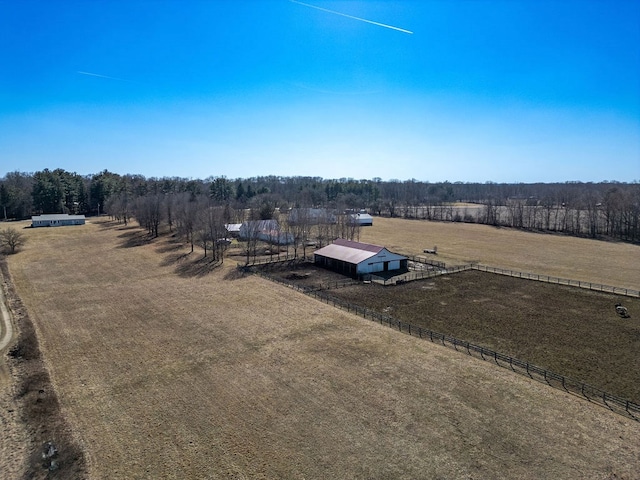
[1,169,639,243]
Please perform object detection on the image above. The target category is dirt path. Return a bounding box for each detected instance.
[0,278,14,353]
[0,264,28,479]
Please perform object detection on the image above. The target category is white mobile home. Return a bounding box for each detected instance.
[31,214,86,227]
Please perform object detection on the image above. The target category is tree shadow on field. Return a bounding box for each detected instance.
[224,266,246,281]
[155,235,185,254]
[116,229,156,248]
[159,251,192,268]
[172,255,223,278]
[97,219,136,231]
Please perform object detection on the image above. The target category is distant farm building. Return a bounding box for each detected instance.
[239,219,294,245]
[288,208,337,225]
[31,214,86,227]
[224,223,242,238]
[349,212,373,226]
[314,238,407,277]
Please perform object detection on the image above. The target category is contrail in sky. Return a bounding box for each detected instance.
[290,0,413,34]
[77,71,131,82]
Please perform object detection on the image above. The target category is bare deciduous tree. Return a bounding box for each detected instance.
[175,192,199,253]
[0,227,26,254]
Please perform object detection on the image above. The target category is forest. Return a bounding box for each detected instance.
[1,168,639,244]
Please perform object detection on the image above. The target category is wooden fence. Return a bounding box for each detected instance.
[242,264,640,420]
[245,266,360,292]
[365,264,474,285]
[237,256,311,269]
[470,264,640,298]
[242,255,639,298]
[306,288,640,421]
[406,255,446,269]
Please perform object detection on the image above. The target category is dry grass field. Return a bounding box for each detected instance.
[2,217,640,478]
[359,217,640,290]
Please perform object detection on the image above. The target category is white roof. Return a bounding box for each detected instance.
[32,214,85,221]
[225,223,242,232]
[314,239,385,264]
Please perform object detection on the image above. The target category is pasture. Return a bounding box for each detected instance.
[322,270,640,402]
[2,217,640,478]
[358,217,640,290]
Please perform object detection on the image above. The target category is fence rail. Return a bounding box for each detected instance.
[237,256,312,268]
[365,264,474,286]
[240,254,639,298]
[406,255,446,269]
[244,265,361,292]
[471,264,640,298]
[305,288,640,420]
[241,264,640,420]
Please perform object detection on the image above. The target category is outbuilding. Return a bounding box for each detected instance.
[239,219,294,245]
[224,223,242,237]
[289,208,337,225]
[314,238,407,277]
[349,212,373,226]
[31,214,86,227]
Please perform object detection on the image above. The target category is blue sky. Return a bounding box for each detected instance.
[1,0,639,182]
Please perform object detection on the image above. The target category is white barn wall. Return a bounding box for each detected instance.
[356,250,407,275]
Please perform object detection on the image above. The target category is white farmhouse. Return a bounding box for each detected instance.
[314,238,407,277]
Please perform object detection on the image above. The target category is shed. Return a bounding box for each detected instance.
[314,238,407,277]
[225,223,242,237]
[349,213,373,226]
[31,214,86,227]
